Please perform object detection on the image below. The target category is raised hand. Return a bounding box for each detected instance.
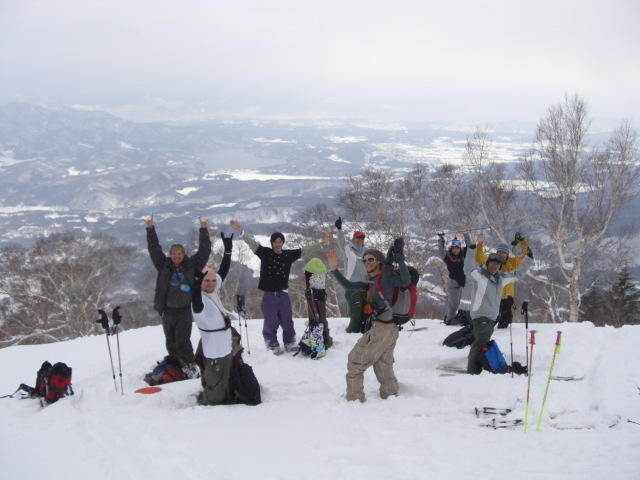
[145,215,154,228]
[326,250,339,270]
[321,232,333,245]
[334,216,342,230]
[199,217,208,229]
[229,220,243,233]
[477,232,485,244]
[220,232,234,253]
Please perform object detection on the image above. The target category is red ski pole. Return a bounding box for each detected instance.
[523,330,537,432]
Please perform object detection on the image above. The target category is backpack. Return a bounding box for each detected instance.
[144,355,186,386]
[228,357,261,406]
[374,265,419,326]
[296,323,326,359]
[479,340,509,374]
[8,361,74,404]
[442,324,474,349]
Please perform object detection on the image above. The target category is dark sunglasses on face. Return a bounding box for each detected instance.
[362,257,377,263]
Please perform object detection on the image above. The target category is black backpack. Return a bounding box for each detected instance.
[228,357,261,406]
[442,324,474,349]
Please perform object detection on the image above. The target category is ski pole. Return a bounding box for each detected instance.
[236,295,251,355]
[509,322,514,378]
[97,309,118,392]
[535,331,562,432]
[112,306,124,395]
[523,330,536,433]
[522,301,529,372]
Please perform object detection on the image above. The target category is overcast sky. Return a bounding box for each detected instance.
[1,0,638,124]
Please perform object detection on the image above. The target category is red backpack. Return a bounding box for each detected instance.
[374,266,419,325]
[10,361,74,404]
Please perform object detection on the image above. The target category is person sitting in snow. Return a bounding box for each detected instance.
[191,232,235,405]
[145,215,211,377]
[229,220,332,355]
[327,238,410,402]
[463,233,533,374]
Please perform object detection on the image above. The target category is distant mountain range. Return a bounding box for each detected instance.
[0,102,562,247]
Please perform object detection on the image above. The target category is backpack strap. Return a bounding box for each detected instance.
[198,314,232,332]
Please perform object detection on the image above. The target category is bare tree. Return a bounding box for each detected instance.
[519,94,640,322]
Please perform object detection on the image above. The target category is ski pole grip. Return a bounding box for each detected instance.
[555,331,562,346]
[529,330,537,345]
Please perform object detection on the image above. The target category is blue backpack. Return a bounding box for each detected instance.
[480,341,509,374]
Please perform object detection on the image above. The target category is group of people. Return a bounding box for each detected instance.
[145,215,533,404]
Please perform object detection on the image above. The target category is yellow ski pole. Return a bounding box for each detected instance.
[535,331,562,432]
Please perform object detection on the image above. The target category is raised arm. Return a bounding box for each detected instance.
[437,233,446,258]
[475,232,487,265]
[217,232,233,282]
[192,218,212,271]
[327,249,368,291]
[508,234,529,269]
[230,220,260,253]
[301,232,333,257]
[146,217,166,271]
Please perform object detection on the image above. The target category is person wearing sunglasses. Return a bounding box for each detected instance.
[334,216,368,333]
[437,230,473,326]
[327,238,410,402]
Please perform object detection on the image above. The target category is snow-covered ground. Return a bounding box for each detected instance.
[1,318,639,480]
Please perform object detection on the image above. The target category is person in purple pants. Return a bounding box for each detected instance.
[230,220,331,355]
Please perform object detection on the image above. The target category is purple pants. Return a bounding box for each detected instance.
[261,292,296,347]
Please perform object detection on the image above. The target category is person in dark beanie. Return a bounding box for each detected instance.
[145,216,212,375]
[229,220,332,355]
[327,238,410,402]
[335,216,368,333]
[437,231,472,325]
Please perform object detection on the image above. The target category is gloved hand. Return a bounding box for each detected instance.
[392,237,405,262]
[436,232,444,238]
[385,246,395,265]
[334,217,342,230]
[511,231,524,246]
[526,247,534,260]
[220,232,233,254]
[194,270,206,287]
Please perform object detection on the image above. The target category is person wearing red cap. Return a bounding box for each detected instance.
[335,217,368,333]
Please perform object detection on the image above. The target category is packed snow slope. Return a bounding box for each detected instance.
[1,318,639,480]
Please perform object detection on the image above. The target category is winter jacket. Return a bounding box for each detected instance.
[147,226,212,315]
[474,239,528,299]
[437,233,472,287]
[241,231,323,292]
[463,251,532,321]
[331,257,411,323]
[336,229,367,283]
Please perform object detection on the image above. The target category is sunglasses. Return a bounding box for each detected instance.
[362,257,377,263]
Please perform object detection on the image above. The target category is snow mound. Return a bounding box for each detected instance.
[1,319,639,479]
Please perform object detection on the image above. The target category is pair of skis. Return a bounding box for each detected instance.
[97,307,124,395]
[476,407,522,429]
[523,329,563,432]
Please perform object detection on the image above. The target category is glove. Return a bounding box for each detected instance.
[393,237,404,257]
[334,217,342,230]
[436,232,444,238]
[194,270,206,287]
[220,232,233,254]
[511,232,524,246]
[527,247,534,260]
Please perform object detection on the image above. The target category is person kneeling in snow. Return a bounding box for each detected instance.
[327,239,410,402]
[191,235,235,405]
[463,233,533,374]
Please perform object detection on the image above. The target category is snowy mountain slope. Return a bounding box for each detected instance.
[1,318,639,480]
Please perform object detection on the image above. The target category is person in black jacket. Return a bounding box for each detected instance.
[146,216,212,373]
[437,231,472,325]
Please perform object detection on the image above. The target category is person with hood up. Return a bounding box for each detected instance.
[437,230,472,325]
[327,238,410,402]
[463,233,533,374]
[335,216,368,333]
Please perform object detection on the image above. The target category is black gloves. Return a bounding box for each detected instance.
[335,217,342,230]
[511,232,525,246]
[437,232,444,238]
[387,237,405,264]
[220,232,233,254]
[527,247,534,260]
[194,270,206,288]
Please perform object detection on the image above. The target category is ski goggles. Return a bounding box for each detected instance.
[451,241,462,246]
[362,257,377,263]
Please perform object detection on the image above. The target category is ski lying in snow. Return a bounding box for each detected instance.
[481,418,522,429]
[475,407,512,417]
[437,365,467,374]
[551,375,584,381]
[550,415,621,430]
[405,327,429,332]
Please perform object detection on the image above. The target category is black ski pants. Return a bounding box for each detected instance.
[162,306,194,364]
